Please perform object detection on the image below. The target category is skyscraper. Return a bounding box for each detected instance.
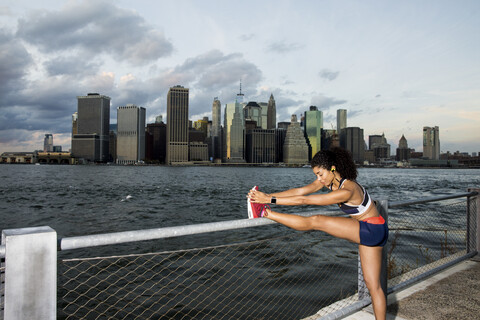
[212,97,221,137]
[369,134,386,150]
[116,105,146,164]
[277,122,290,130]
[193,117,209,138]
[283,115,309,165]
[258,102,268,129]
[44,134,53,152]
[337,109,347,149]
[321,129,339,150]
[245,129,276,163]
[228,101,245,162]
[72,93,111,162]
[244,101,262,127]
[275,128,287,163]
[72,112,78,136]
[340,127,365,164]
[267,94,276,129]
[396,134,410,161]
[398,134,408,149]
[224,88,245,162]
[337,109,347,132]
[369,133,390,161]
[166,85,189,165]
[304,106,323,159]
[146,121,167,163]
[211,97,222,162]
[423,126,440,160]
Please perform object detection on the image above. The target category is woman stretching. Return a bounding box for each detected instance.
[247,147,388,320]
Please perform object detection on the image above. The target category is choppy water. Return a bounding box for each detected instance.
[2,165,479,319]
[1,165,479,239]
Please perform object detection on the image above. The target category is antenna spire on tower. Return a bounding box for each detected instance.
[238,79,244,96]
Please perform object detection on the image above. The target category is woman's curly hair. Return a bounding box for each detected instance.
[310,147,358,180]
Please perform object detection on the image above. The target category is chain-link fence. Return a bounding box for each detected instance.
[58,231,359,320]
[387,198,476,288]
[56,193,478,320]
[0,192,475,320]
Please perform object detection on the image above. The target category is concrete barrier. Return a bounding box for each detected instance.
[2,226,57,320]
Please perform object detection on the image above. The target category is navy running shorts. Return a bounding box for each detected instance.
[359,216,388,247]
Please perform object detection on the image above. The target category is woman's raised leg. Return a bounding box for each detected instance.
[265,209,361,243]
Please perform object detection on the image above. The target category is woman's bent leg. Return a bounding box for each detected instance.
[359,245,386,320]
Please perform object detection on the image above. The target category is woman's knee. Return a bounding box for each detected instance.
[363,275,381,292]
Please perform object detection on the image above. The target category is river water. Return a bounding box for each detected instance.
[1,165,479,240]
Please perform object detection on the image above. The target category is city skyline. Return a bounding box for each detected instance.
[1,0,479,154]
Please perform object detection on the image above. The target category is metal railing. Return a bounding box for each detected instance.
[387,192,477,289]
[1,189,479,320]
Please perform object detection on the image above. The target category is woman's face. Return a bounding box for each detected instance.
[312,166,333,185]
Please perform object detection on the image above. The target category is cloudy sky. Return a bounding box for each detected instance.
[1,0,479,154]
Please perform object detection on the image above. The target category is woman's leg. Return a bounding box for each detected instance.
[265,209,361,243]
[265,209,385,318]
[359,245,386,320]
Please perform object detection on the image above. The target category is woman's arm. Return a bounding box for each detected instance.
[249,179,324,203]
[250,186,353,207]
[274,188,352,206]
[270,179,324,197]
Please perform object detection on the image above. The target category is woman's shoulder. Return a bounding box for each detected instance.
[339,179,361,191]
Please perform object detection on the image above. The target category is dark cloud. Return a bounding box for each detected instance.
[267,41,304,53]
[167,50,263,116]
[74,50,265,122]
[0,0,176,143]
[191,51,262,90]
[112,77,158,112]
[16,0,173,65]
[0,29,33,99]
[43,55,101,76]
[0,104,72,133]
[319,69,340,81]
[0,2,266,150]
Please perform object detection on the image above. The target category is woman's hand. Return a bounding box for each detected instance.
[247,188,270,204]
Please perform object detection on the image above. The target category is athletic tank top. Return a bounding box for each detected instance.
[330,178,372,216]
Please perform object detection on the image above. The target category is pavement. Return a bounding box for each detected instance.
[343,255,480,320]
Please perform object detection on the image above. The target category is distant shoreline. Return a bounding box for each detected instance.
[1,162,479,169]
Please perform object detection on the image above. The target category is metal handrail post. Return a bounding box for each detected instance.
[2,226,57,320]
[467,188,480,253]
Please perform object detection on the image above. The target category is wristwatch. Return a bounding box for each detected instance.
[271,196,276,204]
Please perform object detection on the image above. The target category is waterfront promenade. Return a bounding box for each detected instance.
[343,255,480,320]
